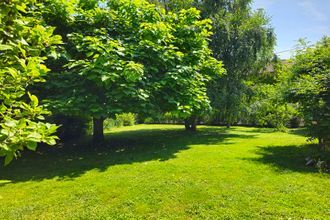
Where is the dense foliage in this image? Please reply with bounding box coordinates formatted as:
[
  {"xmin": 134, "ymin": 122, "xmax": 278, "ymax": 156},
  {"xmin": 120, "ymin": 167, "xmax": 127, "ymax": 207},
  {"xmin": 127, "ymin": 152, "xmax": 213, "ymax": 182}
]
[
  {"xmin": 1, "ymin": 0, "xmax": 328, "ymax": 168},
  {"xmin": 152, "ymin": 0, "xmax": 276, "ymax": 127},
  {"xmin": 288, "ymin": 37, "xmax": 330, "ymax": 149},
  {"xmin": 0, "ymin": 0, "xmax": 60, "ymax": 164},
  {"xmin": 41, "ymin": 0, "xmax": 224, "ymax": 141},
  {"xmin": 245, "ymin": 60, "xmax": 298, "ymax": 129}
]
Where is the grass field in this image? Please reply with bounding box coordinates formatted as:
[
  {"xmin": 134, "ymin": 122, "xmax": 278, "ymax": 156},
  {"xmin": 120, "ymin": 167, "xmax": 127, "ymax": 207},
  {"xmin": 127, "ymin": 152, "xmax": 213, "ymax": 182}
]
[{"xmin": 0, "ymin": 124, "xmax": 329, "ymax": 219}]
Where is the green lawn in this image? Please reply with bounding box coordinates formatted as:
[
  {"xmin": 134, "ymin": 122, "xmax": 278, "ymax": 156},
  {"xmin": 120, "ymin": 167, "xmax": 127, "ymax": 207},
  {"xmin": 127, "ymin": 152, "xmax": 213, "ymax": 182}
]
[{"xmin": 0, "ymin": 125, "xmax": 329, "ymax": 219}]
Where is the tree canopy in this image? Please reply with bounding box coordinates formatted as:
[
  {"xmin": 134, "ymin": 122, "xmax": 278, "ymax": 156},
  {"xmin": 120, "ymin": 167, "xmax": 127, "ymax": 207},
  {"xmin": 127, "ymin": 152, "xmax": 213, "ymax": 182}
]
[
  {"xmin": 287, "ymin": 37, "xmax": 330, "ymax": 149},
  {"xmin": 2, "ymin": 0, "xmax": 328, "ymax": 167},
  {"xmin": 0, "ymin": 0, "xmax": 60, "ymax": 164},
  {"xmin": 41, "ymin": 0, "xmax": 224, "ymax": 141},
  {"xmin": 151, "ymin": 0, "xmax": 276, "ymax": 127}
]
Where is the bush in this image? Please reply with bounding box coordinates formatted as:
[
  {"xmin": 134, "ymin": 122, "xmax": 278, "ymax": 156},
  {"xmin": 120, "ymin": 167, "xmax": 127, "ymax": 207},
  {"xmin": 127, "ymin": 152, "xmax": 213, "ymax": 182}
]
[
  {"xmin": 104, "ymin": 118, "xmax": 117, "ymax": 130},
  {"xmin": 144, "ymin": 117, "xmax": 154, "ymax": 124},
  {"xmin": 101, "ymin": 113, "xmax": 136, "ymax": 132},
  {"xmin": 142, "ymin": 112, "xmax": 182, "ymax": 124},
  {"xmin": 115, "ymin": 113, "xmax": 135, "ymax": 126}
]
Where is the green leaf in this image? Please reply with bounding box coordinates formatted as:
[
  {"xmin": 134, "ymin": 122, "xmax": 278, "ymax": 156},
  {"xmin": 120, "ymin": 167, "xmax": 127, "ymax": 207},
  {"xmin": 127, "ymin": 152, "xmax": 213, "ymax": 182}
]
[
  {"xmin": 16, "ymin": 4, "xmax": 27, "ymax": 13},
  {"xmin": 46, "ymin": 139, "xmax": 56, "ymax": 146},
  {"xmin": 7, "ymin": 68, "xmax": 18, "ymax": 78},
  {"xmin": 116, "ymin": 51, "xmax": 125, "ymax": 56},
  {"xmin": 101, "ymin": 75, "xmax": 110, "ymax": 82},
  {"xmin": 4, "ymin": 153, "xmax": 14, "ymax": 166},
  {"xmin": 4, "ymin": 120, "xmax": 16, "ymax": 127},
  {"xmin": 28, "ymin": 92, "xmax": 39, "ymax": 108},
  {"xmin": 26, "ymin": 141, "xmax": 38, "ymax": 151},
  {"xmin": 27, "ymin": 132, "xmax": 42, "ymax": 141},
  {"xmin": 86, "ymin": 51, "xmax": 94, "ymax": 57},
  {"xmin": 0, "ymin": 44, "xmax": 13, "ymax": 51}
]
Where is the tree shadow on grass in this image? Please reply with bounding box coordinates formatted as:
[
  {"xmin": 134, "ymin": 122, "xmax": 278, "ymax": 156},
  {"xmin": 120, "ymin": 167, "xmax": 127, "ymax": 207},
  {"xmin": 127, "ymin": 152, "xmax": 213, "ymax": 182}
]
[
  {"xmin": 0, "ymin": 126, "xmax": 256, "ymax": 184},
  {"xmin": 287, "ymin": 128, "xmax": 309, "ymax": 137},
  {"xmin": 246, "ymin": 144, "xmax": 329, "ymax": 173}
]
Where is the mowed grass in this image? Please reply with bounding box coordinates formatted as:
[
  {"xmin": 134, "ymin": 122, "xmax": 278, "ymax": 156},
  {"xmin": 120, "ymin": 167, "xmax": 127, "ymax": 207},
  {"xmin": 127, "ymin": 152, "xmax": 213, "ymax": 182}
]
[{"xmin": 0, "ymin": 125, "xmax": 329, "ymax": 219}]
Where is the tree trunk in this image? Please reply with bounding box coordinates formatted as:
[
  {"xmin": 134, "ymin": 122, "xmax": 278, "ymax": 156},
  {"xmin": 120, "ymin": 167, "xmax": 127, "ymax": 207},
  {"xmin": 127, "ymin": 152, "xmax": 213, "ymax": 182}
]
[
  {"xmin": 318, "ymin": 137, "xmax": 326, "ymax": 151},
  {"xmin": 191, "ymin": 121, "xmax": 196, "ymax": 131},
  {"xmin": 93, "ymin": 117, "xmax": 105, "ymax": 144},
  {"xmin": 184, "ymin": 116, "xmax": 197, "ymax": 131},
  {"xmin": 185, "ymin": 120, "xmax": 190, "ymax": 130}
]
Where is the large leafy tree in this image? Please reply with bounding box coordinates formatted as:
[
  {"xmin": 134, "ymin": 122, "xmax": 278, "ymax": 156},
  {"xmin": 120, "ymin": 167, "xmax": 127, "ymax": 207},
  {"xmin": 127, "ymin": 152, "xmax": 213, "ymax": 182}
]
[
  {"xmin": 42, "ymin": 0, "xmax": 224, "ymax": 142},
  {"xmin": 0, "ymin": 0, "xmax": 61, "ymax": 164},
  {"xmin": 202, "ymin": 0, "xmax": 276, "ymax": 127},
  {"xmin": 153, "ymin": 0, "xmax": 276, "ymax": 127},
  {"xmin": 288, "ymin": 37, "xmax": 330, "ymax": 150}
]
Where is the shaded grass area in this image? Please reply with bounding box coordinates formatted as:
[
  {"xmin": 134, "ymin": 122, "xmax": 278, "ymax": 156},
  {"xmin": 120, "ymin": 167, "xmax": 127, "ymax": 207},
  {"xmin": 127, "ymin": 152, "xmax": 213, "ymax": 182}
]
[
  {"xmin": 0, "ymin": 126, "xmax": 248, "ymax": 183},
  {"xmin": 248, "ymin": 144, "xmax": 328, "ymax": 173},
  {"xmin": 0, "ymin": 125, "xmax": 329, "ymax": 219}
]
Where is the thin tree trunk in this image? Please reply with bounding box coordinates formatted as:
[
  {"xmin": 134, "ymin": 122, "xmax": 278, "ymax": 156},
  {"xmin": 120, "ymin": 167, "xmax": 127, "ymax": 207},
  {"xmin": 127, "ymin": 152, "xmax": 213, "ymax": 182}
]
[
  {"xmin": 318, "ymin": 137, "xmax": 325, "ymax": 151},
  {"xmin": 93, "ymin": 117, "xmax": 105, "ymax": 144}
]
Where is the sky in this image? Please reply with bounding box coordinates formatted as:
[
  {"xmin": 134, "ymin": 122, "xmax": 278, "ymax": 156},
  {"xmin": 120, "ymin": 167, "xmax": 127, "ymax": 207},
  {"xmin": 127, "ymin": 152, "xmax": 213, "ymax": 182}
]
[{"xmin": 252, "ymin": 0, "xmax": 330, "ymax": 59}]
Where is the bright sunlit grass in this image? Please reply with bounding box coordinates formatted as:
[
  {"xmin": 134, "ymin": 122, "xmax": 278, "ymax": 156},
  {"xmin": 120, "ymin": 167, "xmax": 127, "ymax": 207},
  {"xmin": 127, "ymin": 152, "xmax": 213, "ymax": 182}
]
[{"xmin": 0, "ymin": 125, "xmax": 329, "ymax": 219}]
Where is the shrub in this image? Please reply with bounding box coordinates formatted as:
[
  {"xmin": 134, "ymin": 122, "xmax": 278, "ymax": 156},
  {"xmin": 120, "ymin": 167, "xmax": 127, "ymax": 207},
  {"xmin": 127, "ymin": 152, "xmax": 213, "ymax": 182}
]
[
  {"xmin": 115, "ymin": 113, "xmax": 135, "ymax": 126},
  {"xmin": 144, "ymin": 117, "xmax": 154, "ymax": 124},
  {"xmin": 142, "ymin": 112, "xmax": 183, "ymax": 124},
  {"xmin": 104, "ymin": 118, "xmax": 117, "ymax": 130}
]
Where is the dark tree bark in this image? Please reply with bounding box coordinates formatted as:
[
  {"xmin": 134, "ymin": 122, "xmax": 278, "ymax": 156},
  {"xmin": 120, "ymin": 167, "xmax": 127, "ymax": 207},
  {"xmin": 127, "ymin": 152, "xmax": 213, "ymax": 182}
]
[
  {"xmin": 93, "ymin": 117, "xmax": 105, "ymax": 144},
  {"xmin": 184, "ymin": 116, "xmax": 197, "ymax": 131}
]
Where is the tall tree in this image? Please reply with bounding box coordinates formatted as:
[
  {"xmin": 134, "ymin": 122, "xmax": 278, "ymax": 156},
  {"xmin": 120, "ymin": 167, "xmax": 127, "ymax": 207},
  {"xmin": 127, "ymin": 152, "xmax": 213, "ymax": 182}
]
[
  {"xmin": 287, "ymin": 37, "xmax": 330, "ymax": 150},
  {"xmin": 0, "ymin": 0, "xmax": 60, "ymax": 164},
  {"xmin": 202, "ymin": 0, "xmax": 276, "ymax": 127},
  {"xmin": 41, "ymin": 0, "xmax": 224, "ymax": 142},
  {"xmin": 152, "ymin": 0, "xmax": 276, "ymax": 127}
]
